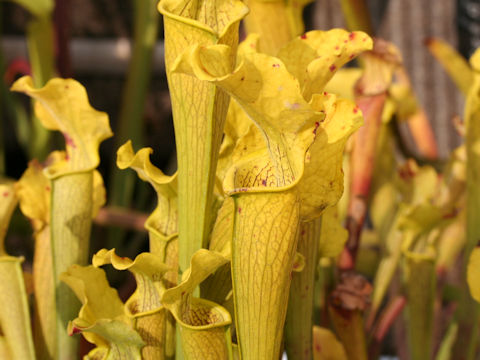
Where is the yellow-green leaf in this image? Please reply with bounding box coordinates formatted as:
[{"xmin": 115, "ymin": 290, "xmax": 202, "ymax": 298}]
[
  {"xmin": 70, "ymin": 319, "xmax": 144, "ymax": 360},
  {"xmin": 2, "ymin": 0, "xmax": 53, "ymax": 18},
  {"xmin": 93, "ymin": 249, "xmax": 170, "ymax": 313},
  {"xmin": 277, "ymin": 29, "xmax": 372, "ymax": 101},
  {"xmin": 0, "ymin": 183, "xmax": 18, "ymax": 253},
  {"xmin": 159, "ymin": 0, "xmax": 248, "ymax": 273},
  {"xmin": 426, "ymin": 37, "xmax": 473, "ymax": 96},
  {"xmin": 355, "ymin": 39, "xmax": 402, "ymax": 96},
  {"xmin": 162, "ymin": 249, "xmax": 232, "ymax": 360},
  {"xmin": 93, "ymin": 250, "xmax": 173, "ymax": 360},
  {"xmin": 0, "ymin": 337, "xmax": 10, "ymax": 359},
  {"xmin": 117, "ymin": 141, "xmax": 178, "ymax": 239},
  {"xmin": 15, "ymin": 155, "xmax": 106, "ymax": 228},
  {"xmin": 242, "ymin": 0, "xmax": 292, "ymax": 55},
  {"xmin": 232, "ymin": 191, "xmax": 300, "ymax": 360},
  {"xmin": 174, "ymin": 43, "xmax": 322, "ymax": 192},
  {"xmin": 14, "ymin": 160, "xmax": 50, "ymax": 230},
  {"xmin": 60, "ymin": 264, "xmax": 128, "ymax": 348},
  {"xmin": 0, "ymin": 256, "xmax": 36, "ymax": 360},
  {"xmin": 15, "ymin": 161, "xmax": 55, "ymax": 359},
  {"xmin": 201, "ymin": 197, "xmax": 235, "ymax": 305},
  {"xmin": 313, "ymin": 326, "xmax": 348, "ymax": 360},
  {"xmin": 11, "ymin": 76, "xmax": 113, "ymax": 179},
  {"xmin": 285, "ymin": 218, "xmax": 320, "ymax": 360},
  {"xmin": 285, "ymin": 0, "xmax": 314, "ymax": 37},
  {"xmin": 299, "ymin": 94, "xmax": 363, "ymax": 220},
  {"xmin": 324, "ymin": 68, "xmax": 362, "ymax": 99},
  {"xmin": 319, "ymin": 206, "xmax": 348, "ymax": 258},
  {"xmin": 467, "ymin": 247, "xmax": 480, "ymax": 303},
  {"xmin": 437, "ymin": 211, "xmax": 465, "ymax": 273}
]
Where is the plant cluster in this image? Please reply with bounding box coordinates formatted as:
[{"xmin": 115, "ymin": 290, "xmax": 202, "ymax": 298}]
[{"xmin": 1, "ymin": 0, "xmax": 479, "ymax": 360}]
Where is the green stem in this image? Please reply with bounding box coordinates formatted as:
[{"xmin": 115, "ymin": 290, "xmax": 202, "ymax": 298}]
[
  {"xmin": 109, "ymin": 0, "xmax": 159, "ymax": 208},
  {"xmin": 285, "ymin": 218, "xmax": 321, "ymax": 360},
  {"xmin": 232, "ymin": 192, "xmax": 300, "ymax": 360},
  {"xmin": 32, "ymin": 227, "xmax": 56, "ymax": 360},
  {"xmin": 328, "ymin": 273, "xmax": 369, "ymax": 360},
  {"xmin": 243, "ymin": 0, "xmax": 293, "ymax": 55},
  {"xmin": 339, "ymin": 0, "xmax": 373, "ymax": 34},
  {"xmin": 404, "ymin": 252, "xmax": 435, "ymax": 360},
  {"xmin": 50, "ymin": 172, "xmax": 93, "ymax": 360},
  {"xmin": 26, "ymin": 16, "xmax": 55, "ymax": 160},
  {"xmin": 436, "ymin": 323, "xmax": 458, "ymax": 360},
  {"xmin": 0, "ymin": 258, "xmax": 36, "ymax": 360},
  {"xmin": 0, "ymin": 8, "xmax": 4, "ymax": 175},
  {"xmin": 451, "ymin": 56, "xmax": 480, "ymax": 360}
]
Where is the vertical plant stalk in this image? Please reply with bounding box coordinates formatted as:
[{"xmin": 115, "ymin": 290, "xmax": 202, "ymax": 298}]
[
  {"xmin": 32, "ymin": 227, "xmax": 56, "ymax": 359},
  {"xmin": 328, "ymin": 272, "xmax": 372, "ymax": 360},
  {"xmin": 392, "ymin": 67, "xmax": 438, "ymax": 160},
  {"xmin": 0, "ymin": 258, "xmax": 37, "ymax": 360},
  {"xmin": 11, "ymin": 76, "xmax": 112, "ymax": 360},
  {"xmin": 109, "ymin": 0, "xmax": 159, "ymax": 209},
  {"xmin": 368, "ymin": 296, "xmax": 406, "ymax": 359},
  {"xmin": 232, "ymin": 192, "xmax": 301, "ymax": 360},
  {"xmin": 339, "ymin": 39, "xmax": 401, "ymax": 271},
  {"xmin": 92, "ymin": 249, "xmax": 173, "ymax": 360},
  {"xmin": 403, "ymin": 252, "xmax": 436, "ymax": 360},
  {"xmin": 116, "ymin": 141, "xmax": 179, "ymax": 359},
  {"xmin": 172, "ymin": 29, "xmax": 371, "ymax": 360},
  {"xmin": 243, "ymin": 0, "xmax": 314, "ymax": 55},
  {"xmin": 425, "ymin": 37, "xmax": 473, "ymax": 96},
  {"xmin": 15, "ymin": 160, "xmax": 56, "ymax": 359},
  {"xmin": 158, "ymin": 0, "xmax": 248, "ymax": 272},
  {"xmin": 50, "ymin": 172, "xmax": 93, "ymax": 359},
  {"xmin": 285, "ymin": 218, "xmax": 321, "ymax": 360},
  {"xmin": 0, "ymin": 7, "xmax": 5, "ymax": 174},
  {"xmin": 26, "ymin": 16, "xmax": 55, "ymax": 160},
  {"xmin": 405, "ymin": 109, "xmax": 439, "ymax": 159},
  {"xmin": 243, "ymin": 0, "xmax": 292, "ymax": 55},
  {"xmin": 0, "ymin": 184, "xmax": 36, "ymax": 360},
  {"xmin": 451, "ymin": 49, "xmax": 480, "ymax": 360},
  {"xmin": 60, "ymin": 263, "xmax": 145, "ymax": 359},
  {"xmin": 340, "ymin": 92, "xmax": 386, "ymax": 270},
  {"xmin": 161, "ymin": 250, "xmax": 232, "ymax": 360},
  {"xmin": 339, "ymin": 0, "xmax": 373, "ymax": 34}
]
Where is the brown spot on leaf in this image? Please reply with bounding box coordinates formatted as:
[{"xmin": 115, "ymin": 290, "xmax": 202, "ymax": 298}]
[{"xmin": 329, "ymin": 64, "xmax": 336, "ymax": 72}]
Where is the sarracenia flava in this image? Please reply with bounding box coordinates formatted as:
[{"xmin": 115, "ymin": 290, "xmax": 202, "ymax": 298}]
[
  {"xmin": 11, "ymin": 76, "xmax": 112, "ymax": 359},
  {"xmin": 0, "ymin": 1, "xmax": 376, "ymax": 359}
]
